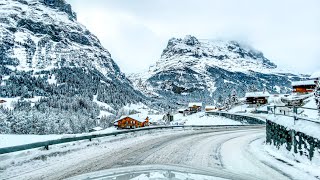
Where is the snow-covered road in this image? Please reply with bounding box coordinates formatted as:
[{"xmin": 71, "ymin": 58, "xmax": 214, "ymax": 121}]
[{"xmin": 1, "ymin": 126, "xmax": 316, "ymax": 180}]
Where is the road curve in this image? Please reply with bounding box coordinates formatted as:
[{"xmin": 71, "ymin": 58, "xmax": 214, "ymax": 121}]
[{"xmin": 3, "ymin": 126, "xmax": 293, "ymax": 180}]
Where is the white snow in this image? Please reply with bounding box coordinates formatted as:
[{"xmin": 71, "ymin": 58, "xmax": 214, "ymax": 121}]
[
  {"xmin": 97, "ymin": 110, "xmax": 113, "ymax": 118},
  {"xmin": 206, "ymin": 80, "xmax": 217, "ymax": 97},
  {"xmin": 0, "ymin": 127, "xmax": 119, "ymax": 148},
  {"xmin": 267, "ymin": 115, "xmax": 320, "ymax": 140},
  {"xmin": 92, "ymin": 95, "xmax": 114, "ymax": 111},
  {"xmin": 47, "ymin": 74, "xmax": 57, "ymax": 85},
  {"xmin": 128, "ymin": 37, "xmax": 305, "ymax": 98},
  {"xmin": 2, "ymin": 124, "xmax": 317, "ymax": 180},
  {"xmin": 228, "ymin": 104, "xmax": 253, "ymax": 113},
  {"xmin": 0, "ymin": 134, "xmax": 63, "ymax": 148},
  {"xmin": 292, "ymin": 80, "xmax": 316, "ymax": 86},
  {"xmin": 115, "ymin": 114, "xmax": 148, "ymax": 123},
  {"xmin": 90, "ymin": 127, "xmax": 103, "ymax": 131},
  {"xmin": 0, "ymin": 128, "xmax": 192, "ymax": 179},
  {"xmin": 92, "ymin": 95, "xmax": 114, "ymax": 118},
  {"xmin": 205, "ymin": 105, "xmax": 216, "ymax": 109},
  {"xmin": 146, "ymin": 114, "xmax": 164, "ymax": 123},
  {"xmin": 245, "ymin": 91, "xmax": 270, "ymax": 98},
  {"xmin": 173, "ymin": 112, "xmax": 242, "ymax": 126},
  {"xmin": 250, "ymin": 137, "xmax": 320, "ymax": 179},
  {"xmin": 0, "ymin": 97, "xmax": 20, "ymax": 110},
  {"xmin": 0, "ymin": 0, "xmax": 119, "ymax": 79},
  {"xmin": 0, "ymin": 96, "xmax": 43, "ymax": 109},
  {"xmin": 120, "ymin": 102, "xmax": 159, "ymax": 115},
  {"xmin": 302, "ymin": 97, "xmax": 319, "ymax": 119},
  {"xmin": 188, "ymin": 102, "xmax": 203, "ymax": 107},
  {"xmin": 310, "ymin": 71, "xmax": 320, "ymax": 79},
  {"xmin": 223, "ymin": 79, "xmax": 236, "ymax": 84},
  {"xmin": 1, "ymin": 75, "xmax": 10, "ymax": 85}
]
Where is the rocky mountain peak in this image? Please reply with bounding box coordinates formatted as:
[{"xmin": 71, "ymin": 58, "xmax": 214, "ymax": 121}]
[
  {"xmin": 40, "ymin": 0, "xmax": 77, "ymax": 19},
  {"xmin": 129, "ymin": 35, "xmax": 304, "ymax": 107},
  {"xmin": 160, "ymin": 35, "xmax": 277, "ymax": 71},
  {"xmin": 183, "ymin": 35, "xmax": 200, "ymax": 46}
]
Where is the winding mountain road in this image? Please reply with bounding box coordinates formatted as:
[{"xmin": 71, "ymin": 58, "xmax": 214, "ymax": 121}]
[{"xmin": 2, "ymin": 126, "xmax": 311, "ymax": 180}]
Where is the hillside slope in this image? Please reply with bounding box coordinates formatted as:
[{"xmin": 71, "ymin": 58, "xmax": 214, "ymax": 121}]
[{"xmin": 0, "ymin": 0, "xmax": 148, "ymax": 134}]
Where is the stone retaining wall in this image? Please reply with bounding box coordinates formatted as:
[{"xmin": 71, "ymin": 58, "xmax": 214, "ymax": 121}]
[{"xmin": 266, "ymin": 120, "xmax": 320, "ymax": 160}]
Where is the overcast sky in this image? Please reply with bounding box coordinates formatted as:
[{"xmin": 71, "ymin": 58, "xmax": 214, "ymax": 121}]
[{"xmin": 67, "ymin": 0, "xmax": 320, "ymax": 74}]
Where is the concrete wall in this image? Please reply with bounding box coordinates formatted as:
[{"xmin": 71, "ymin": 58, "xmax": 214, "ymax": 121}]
[{"xmin": 266, "ymin": 120, "xmax": 320, "ymax": 160}]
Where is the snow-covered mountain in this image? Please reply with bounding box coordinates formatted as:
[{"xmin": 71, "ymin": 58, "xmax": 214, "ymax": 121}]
[
  {"xmin": 0, "ymin": 0, "xmax": 150, "ymax": 134},
  {"xmin": 129, "ymin": 35, "xmax": 305, "ymax": 105}
]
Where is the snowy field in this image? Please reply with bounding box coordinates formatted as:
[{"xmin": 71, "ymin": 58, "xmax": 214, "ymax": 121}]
[
  {"xmin": 173, "ymin": 112, "xmax": 242, "ymax": 125},
  {"xmin": 0, "ymin": 134, "xmax": 63, "ymax": 148},
  {"xmin": 0, "ymin": 127, "xmax": 118, "ymax": 148},
  {"xmin": 0, "ymin": 96, "xmax": 43, "ymax": 110},
  {"xmin": 302, "ymin": 97, "xmax": 320, "ymax": 120},
  {"xmin": 253, "ymin": 138, "xmax": 320, "ymax": 179}
]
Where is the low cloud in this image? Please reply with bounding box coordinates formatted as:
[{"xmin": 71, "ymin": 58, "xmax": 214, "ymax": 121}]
[{"xmin": 68, "ymin": 0, "xmax": 320, "ymax": 74}]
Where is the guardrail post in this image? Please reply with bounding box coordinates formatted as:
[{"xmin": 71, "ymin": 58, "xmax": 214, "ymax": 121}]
[
  {"xmin": 291, "ymin": 130, "xmax": 295, "ymax": 149},
  {"xmin": 293, "ymin": 106, "xmax": 297, "ymax": 125}
]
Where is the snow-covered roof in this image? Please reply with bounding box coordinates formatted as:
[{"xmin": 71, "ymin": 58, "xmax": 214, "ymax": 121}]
[
  {"xmin": 205, "ymin": 106, "xmax": 216, "ymax": 109},
  {"xmin": 114, "ymin": 114, "xmax": 147, "ymax": 123},
  {"xmin": 90, "ymin": 127, "xmax": 103, "ymax": 131},
  {"xmin": 310, "ymin": 71, "xmax": 320, "ymax": 79},
  {"xmin": 0, "ymin": 100, "xmax": 7, "ymax": 103},
  {"xmin": 188, "ymin": 102, "xmax": 203, "ymax": 107},
  {"xmin": 291, "ymin": 80, "xmax": 316, "ymax": 86},
  {"xmin": 178, "ymin": 108, "xmax": 188, "ymax": 111},
  {"xmin": 245, "ymin": 91, "xmax": 270, "ymax": 98}
]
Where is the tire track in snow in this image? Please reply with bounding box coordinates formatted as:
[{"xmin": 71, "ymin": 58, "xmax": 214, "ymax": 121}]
[{"xmin": 219, "ymin": 132, "xmax": 291, "ymax": 180}]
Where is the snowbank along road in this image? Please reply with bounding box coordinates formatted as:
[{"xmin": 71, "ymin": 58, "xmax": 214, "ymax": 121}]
[{"xmin": 1, "ymin": 125, "xmax": 316, "ymax": 180}]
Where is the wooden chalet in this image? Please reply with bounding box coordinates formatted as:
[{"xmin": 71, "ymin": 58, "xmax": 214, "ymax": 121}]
[
  {"xmin": 188, "ymin": 102, "xmax": 202, "ymax": 112},
  {"xmin": 114, "ymin": 114, "xmax": 149, "ymax": 129},
  {"xmin": 292, "ymin": 80, "xmax": 316, "ymax": 94},
  {"xmin": 245, "ymin": 91, "xmax": 270, "ymax": 105}
]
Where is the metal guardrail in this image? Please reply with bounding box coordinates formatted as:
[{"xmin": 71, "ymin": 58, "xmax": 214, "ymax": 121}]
[
  {"xmin": 205, "ymin": 111, "xmax": 266, "ymax": 124},
  {"xmin": 0, "ymin": 124, "xmax": 263, "ymax": 155}
]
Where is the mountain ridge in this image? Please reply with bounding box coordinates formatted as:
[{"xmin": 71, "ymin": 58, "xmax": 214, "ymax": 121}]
[{"xmin": 129, "ymin": 35, "xmax": 305, "ymax": 105}]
